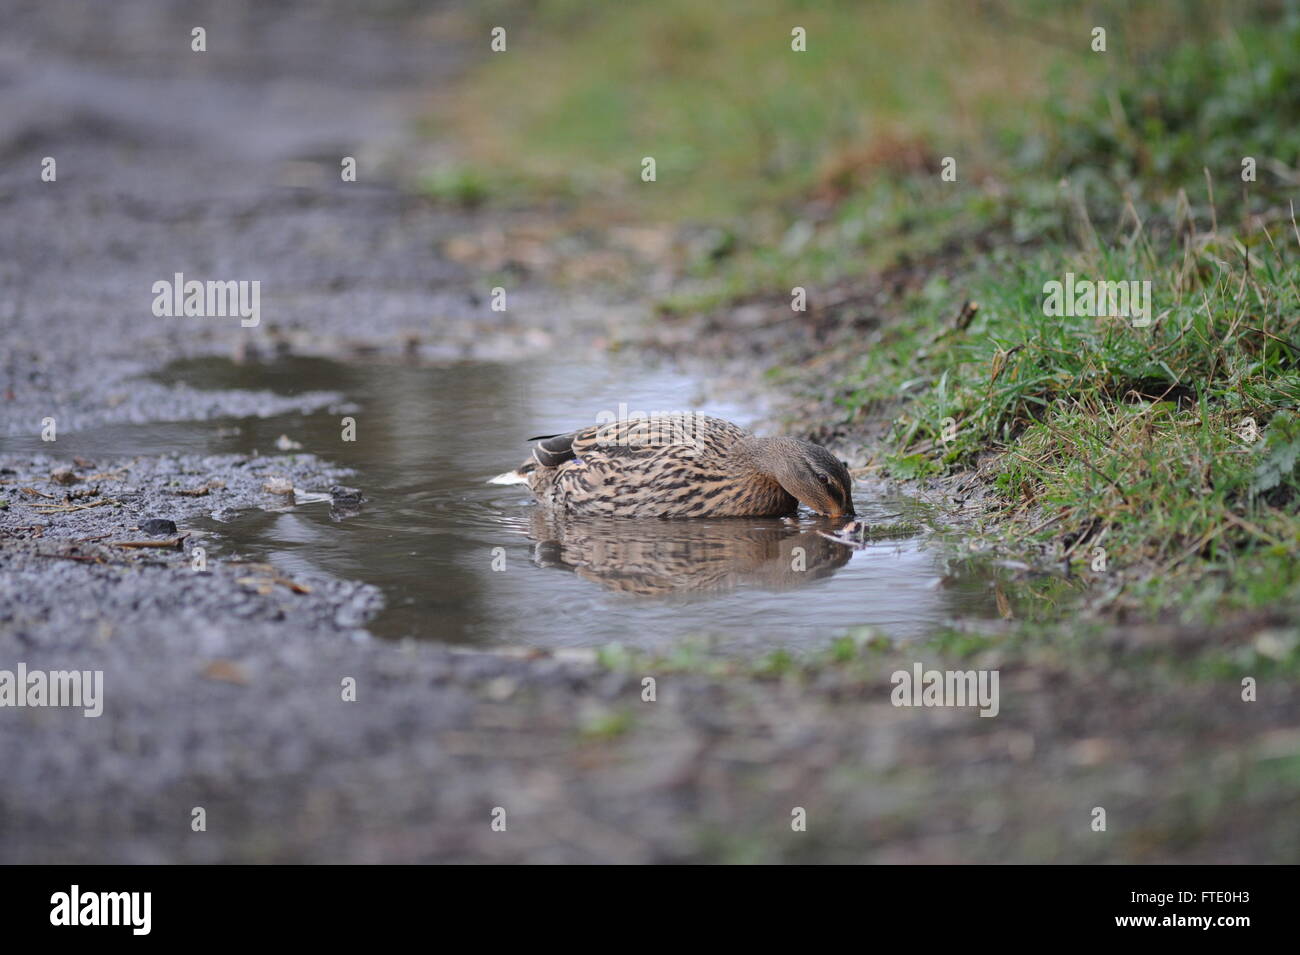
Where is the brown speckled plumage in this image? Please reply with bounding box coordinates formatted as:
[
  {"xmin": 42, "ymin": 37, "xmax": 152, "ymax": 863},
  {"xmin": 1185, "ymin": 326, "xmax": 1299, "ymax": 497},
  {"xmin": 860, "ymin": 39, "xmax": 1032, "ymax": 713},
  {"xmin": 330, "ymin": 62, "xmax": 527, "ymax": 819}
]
[{"xmin": 503, "ymin": 413, "xmax": 855, "ymax": 519}]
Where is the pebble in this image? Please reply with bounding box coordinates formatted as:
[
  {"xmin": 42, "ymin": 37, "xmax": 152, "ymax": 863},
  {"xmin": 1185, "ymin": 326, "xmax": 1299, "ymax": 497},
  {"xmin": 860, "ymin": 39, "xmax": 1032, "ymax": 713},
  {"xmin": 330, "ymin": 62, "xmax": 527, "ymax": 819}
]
[{"xmin": 330, "ymin": 485, "xmax": 365, "ymax": 506}]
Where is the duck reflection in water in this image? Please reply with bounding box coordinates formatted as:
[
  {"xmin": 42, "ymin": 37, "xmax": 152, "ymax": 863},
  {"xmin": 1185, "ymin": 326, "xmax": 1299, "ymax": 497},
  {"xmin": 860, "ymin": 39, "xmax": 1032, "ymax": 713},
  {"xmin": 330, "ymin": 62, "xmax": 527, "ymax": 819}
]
[{"xmin": 525, "ymin": 510, "xmax": 855, "ymax": 597}]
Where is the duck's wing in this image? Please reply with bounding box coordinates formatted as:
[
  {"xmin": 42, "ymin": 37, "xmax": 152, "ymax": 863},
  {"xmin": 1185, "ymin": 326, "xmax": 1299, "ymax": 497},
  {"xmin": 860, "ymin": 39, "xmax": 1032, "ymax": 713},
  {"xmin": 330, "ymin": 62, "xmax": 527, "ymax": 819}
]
[
  {"xmin": 527, "ymin": 417, "xmax": 704, "ymax": 469},
  {"xmin": 527, "ymin": 432, "xmax": 580, "ymax": 467},
  {"xmin": 525, "ymin": 424, "xmax": 664, "ymax": 472},
  {"xmin": 522, "ymin": 415, "xmax": 748, "ymax": 478},
  {"xmin": 564, "ymin": 414, "xmax": 747, "ymax": 461}
]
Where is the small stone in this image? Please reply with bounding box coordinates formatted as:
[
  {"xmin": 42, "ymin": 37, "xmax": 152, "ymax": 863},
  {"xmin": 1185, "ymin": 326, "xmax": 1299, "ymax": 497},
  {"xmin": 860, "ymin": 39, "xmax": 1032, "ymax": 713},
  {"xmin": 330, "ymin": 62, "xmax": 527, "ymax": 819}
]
[
  {"xmin": 139, "ymin": 518, "xmax": 178, "ymax": 536},
  {"xmin": 274, "ymin": 434, "xmax": 303, "ymax": 451},
  {"xmin": 329, "ymin": 503, "xmax": 363, "ymax": 522},
  {"xmin": 330, "ymin": 485, "xmax": 365, "ymax": 506},
  {"xmin": 50, "ymin": 467, "xmax": 79, "ymax": 485},
  {"xmin": 200, "ymin": 660, "xmax": 250, "ymax": 685},
  {"xmin": 263, "ymin": 477, "xmax": 295, "ymax": 495}
]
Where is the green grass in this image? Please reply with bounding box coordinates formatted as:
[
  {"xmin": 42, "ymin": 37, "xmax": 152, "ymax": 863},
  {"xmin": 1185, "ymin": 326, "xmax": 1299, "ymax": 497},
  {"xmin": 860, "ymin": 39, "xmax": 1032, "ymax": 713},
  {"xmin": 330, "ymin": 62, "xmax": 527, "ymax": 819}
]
[
  {"xmin": 431, "ymin": 0, "xmax": 1120, "ymax": 217},
  {"xmin": 591, "ymin": 600, "xmax": 1300, "ymax": 686},
  {"xmin": 837, "ymin": 223, "xmax": 1300, "ymax": 604},
  {"xmin": 823, "ymin": 14, "xmax": 1300, "ymax": 616},
  {"xmin": 1046, "ymin": 15, "xmax": 1300, "ymax": 194}
]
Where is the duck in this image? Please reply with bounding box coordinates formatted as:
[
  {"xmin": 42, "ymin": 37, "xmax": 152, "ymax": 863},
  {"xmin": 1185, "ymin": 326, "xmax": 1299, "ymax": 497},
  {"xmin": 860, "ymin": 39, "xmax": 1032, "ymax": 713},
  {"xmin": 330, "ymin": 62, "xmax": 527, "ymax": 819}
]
[{"xmin": 490, "ymin": 412, "xmax": 855, "ymax": 519}]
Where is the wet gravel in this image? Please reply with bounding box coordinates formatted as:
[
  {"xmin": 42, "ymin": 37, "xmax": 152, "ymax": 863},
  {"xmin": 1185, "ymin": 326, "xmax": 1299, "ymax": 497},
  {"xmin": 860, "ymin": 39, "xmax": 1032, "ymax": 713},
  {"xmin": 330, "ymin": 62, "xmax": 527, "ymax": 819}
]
[{"xmin": 0, "ymin": 0, "xmax": 613, "ymax": 438}]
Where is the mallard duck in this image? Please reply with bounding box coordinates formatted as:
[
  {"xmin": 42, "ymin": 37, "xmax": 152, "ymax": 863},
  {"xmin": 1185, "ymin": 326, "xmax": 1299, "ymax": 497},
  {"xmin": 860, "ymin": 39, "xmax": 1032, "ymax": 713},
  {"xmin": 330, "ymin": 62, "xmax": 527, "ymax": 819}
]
[{"xmin": 491, "ymin": 413, "xmax": 855, "ymax": 518}]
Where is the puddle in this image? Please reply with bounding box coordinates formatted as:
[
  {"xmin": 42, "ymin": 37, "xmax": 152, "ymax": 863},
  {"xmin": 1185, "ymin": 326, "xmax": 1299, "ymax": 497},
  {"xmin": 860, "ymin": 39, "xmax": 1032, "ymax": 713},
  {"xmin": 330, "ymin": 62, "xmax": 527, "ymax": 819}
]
[{"xmin": 19, "ymin": 355, "xmax": 1032, "ymax": 650}]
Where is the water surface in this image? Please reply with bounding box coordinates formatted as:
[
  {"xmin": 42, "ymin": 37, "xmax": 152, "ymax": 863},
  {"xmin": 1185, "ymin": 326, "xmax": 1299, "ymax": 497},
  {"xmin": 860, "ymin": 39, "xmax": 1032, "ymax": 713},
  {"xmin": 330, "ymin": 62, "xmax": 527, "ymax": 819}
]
[{"xmin": 35, "ymin": 355, "xmax": 1020, "ymax": 650}]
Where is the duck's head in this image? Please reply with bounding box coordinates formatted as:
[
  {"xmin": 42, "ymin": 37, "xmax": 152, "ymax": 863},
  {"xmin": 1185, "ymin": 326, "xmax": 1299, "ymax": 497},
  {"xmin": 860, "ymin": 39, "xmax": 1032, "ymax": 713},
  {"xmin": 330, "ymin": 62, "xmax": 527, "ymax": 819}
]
[{"xmin": 762, "ymin": 437, "xmax": 856, "ymax": 518}]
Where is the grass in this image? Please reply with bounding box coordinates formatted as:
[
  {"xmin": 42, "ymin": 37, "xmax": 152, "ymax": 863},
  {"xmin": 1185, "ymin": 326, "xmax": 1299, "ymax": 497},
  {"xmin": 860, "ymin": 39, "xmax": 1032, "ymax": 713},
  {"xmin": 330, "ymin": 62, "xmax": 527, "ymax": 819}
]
[
  {"xmin": 428, "ymin": 0, "xmax": 1300, "ymax": 626},
  {"xmin": 838, "ymin": 215, "xmax": 1300, "ymax": 607},
  {"xmin": 594, "ymin": 585, "xmax": 1300, "ymax": 685},
  {"xmin": 826, "ymin": 14, "xmax": 1300, "ymax": 617},
  {"xmin": 430, "ymin": 0, "xmax": 1117, "ymax": 217}
]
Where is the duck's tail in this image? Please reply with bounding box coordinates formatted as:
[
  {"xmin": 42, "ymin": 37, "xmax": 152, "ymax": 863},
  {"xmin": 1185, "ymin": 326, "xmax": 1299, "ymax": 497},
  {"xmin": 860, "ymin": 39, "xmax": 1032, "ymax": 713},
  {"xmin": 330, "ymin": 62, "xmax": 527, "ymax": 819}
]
[
  {"xmin": 487, "ymin": 468, "xmax": 530, "ymax": 485},
  {"xmin": 488, "ymin": 456, "xmax": 544, "ymax": 486},
  {"xmin": 527, "ymin": 432, "xmax": 577, "ymax": 467},
  {"xmin": 489, "ymin": 433, "xmax": 576, "ymax": 487}
]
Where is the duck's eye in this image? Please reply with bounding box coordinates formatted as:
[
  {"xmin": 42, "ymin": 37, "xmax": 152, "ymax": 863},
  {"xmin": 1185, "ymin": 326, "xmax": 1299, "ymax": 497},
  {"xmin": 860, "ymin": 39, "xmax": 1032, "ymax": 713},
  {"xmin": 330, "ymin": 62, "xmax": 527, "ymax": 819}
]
[{"xmin": 817, "ymin": 473, "xmax": 831, "ymax": 485}]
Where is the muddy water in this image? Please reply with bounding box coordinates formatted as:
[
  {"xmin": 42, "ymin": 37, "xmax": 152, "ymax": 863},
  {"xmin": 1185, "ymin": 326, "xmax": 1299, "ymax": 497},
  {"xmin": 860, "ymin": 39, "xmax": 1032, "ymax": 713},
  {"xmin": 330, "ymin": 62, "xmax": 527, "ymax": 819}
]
[{"xmin": 41, "ymin": 355, "xmax": 1016, "ymax": 649}]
